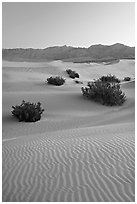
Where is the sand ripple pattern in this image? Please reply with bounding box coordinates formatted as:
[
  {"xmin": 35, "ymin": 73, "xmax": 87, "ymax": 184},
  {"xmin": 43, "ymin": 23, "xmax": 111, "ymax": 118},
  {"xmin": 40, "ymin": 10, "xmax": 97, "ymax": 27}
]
[{"xmin": 2, "ymin": 123, "xmax": 135, "ymax": 202}]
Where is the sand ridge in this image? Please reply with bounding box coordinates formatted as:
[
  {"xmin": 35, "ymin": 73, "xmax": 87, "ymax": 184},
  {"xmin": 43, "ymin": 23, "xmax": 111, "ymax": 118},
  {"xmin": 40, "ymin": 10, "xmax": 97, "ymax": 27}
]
[
  {"xmin": 2, "ymin": 60, "xmax": 135, "ymax": 202},
  {"xmin": 2, "ymin": 123, "xmax": 135, "ymax": 202}
]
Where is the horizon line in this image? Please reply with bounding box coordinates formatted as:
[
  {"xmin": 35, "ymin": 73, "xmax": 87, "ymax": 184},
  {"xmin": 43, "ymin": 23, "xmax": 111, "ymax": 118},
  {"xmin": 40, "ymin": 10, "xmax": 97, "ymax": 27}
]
[{"xmin": 2, "ymin": 42, "xmax": 135, "ymax": 50}]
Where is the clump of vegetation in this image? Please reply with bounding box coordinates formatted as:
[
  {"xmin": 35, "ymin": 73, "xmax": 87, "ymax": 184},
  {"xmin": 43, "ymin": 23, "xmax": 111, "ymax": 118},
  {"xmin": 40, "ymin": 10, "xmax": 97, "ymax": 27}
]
[
  {"xmin": 74, "ymin": 72, "xmax": 80, "ymax": 78},
  {"xmin": 75, "ymin": 80, "xmax": 83, "ymax": 84},
  {"xmin": 81, "ymin": 79, "xmax": 126, "ymax": 106},
  {"xmin": 47, "ymin": 76, "xmax": 65, "ymax": 86},
  {"xmin": 11, "ymin": 100, "xmax": 44, "ymax": 122},
  {"xmin": 66, "ymin": 69, "xmax": 79, "ymax": 78},
  {"xmin": 124, "ymin": 77, "xmax": 131, "ymax": 81},
  {"xmin": 69, "ymin": 71, "xmax": 76, "ymax": 79},
  {"xmin": 99, "ymin": 74, "xmax": 120, "ymax": 83},
  {"xmin": 66, "ymin": 69, "xmax": 72, "ymax": 75}
]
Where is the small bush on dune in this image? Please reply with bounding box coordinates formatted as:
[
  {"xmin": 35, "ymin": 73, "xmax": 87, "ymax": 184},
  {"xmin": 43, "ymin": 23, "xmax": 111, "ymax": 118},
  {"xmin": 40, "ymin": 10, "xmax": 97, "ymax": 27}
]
[
  {"xmin": 11, "ymin": 100, "xmax": 44, "ymax": 122},
  {"xmin": 99, "ymin": 74, "xmax": 120, "ymax": 83},
  {"xmin": 69, "ymin": 71, "xmax": 76, "ymax": 79},
  {"xmin": 124, "ymin": 77, "xmax": 131, "ymax": 81},
  {"xmin": 66, "ymin": 69, "xmax": 80, "ymax": 78},
  {"xmin": 75, "ymin": 72, "xmax": 79, "ymax": 78},
  {"xmin": 47, "ymin": 76, "xmax": 65, "ymax": 86},
  {"xmin": 66, "ymin": 69, "xmax": 73, "ymax": 75},
  {"xmin": 81, "ymin": 80, "xmax": 126, "ymax": 106},
  {"xmin": 75, "ymin": 80, "xmax": 83, "ymax": 84}
]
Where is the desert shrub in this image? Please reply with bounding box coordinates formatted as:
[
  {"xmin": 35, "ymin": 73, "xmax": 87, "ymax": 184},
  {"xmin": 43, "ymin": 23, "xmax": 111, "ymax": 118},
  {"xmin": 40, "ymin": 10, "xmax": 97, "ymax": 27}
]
[
  {"xmin": 66, "ymin": 69, "xmax": 73, "ymax": 75},
  {"xmin": 69, "ymin": 71, "xmax": 76, "ymax": 79},
  {"xmin": 81, "ymin": 80, "xmax": 126, "ymax": 106},
  {"xmin": 47, "ymin": 76, "xmax": 65, "ymax": 86},
  {"xmin": 124, "ymin": 77, "xmax": 131, "ymax": 81},
  {"xmin": 75, "ymin": 72, "xmax": 79, "ymax": 78},
  {"xmin": 11, "ymin": 100, "xmax": 44, "ymax": 122},
  {"xmin": 66, "ymin": 69, "xmax": 80, "ymax": 78},
  {"xmin": 99, "ymin": 74, "xmax": 120, "ymax": 83},
  {"xmin": 75, "ymin": 80, "xmax": 83, "ymax": 84}
]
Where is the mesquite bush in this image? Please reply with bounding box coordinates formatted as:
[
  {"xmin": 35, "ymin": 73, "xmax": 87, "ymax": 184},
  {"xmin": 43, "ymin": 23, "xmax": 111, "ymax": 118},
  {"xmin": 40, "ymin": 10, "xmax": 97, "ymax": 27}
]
[
  {"xmin": 99, "ymin": 74, "xmax": 120, "ymax": 83},
  {"xmin": 81, "ymin": 79, "xmax": 126, "ymax": 106},
  {"xmin": 47, "ymin": 76, "xmax": 65, "ymax": 86},
  {"xmin": 11, "ymin": 100, "xmax": 44, "ymax": 122},
  {"xmin": 66, "ymin": 69, "xmax": 79, "ymax": 78},
  {"xmin": 124, "ymin": 77, "xmax": 131, "ymax": 81}
]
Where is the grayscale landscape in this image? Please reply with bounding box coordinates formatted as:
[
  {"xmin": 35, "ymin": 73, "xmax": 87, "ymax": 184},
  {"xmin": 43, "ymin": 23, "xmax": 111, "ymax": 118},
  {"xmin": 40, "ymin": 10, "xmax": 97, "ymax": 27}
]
[{"xmin": 2, "ymin": 2, "xmax": 135, "ymax": 202}]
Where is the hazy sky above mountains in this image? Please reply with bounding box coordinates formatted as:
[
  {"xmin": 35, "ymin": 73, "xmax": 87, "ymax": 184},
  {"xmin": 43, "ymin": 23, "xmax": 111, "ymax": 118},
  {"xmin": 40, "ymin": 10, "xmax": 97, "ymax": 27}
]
[{"xmin": 2, "ymin": 2, "xmax": 135, "ymax": 48}]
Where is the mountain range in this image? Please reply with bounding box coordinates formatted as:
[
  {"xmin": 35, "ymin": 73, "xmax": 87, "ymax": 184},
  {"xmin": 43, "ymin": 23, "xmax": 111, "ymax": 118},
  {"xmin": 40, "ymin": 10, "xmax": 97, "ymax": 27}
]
[{"xmin": 2, "ymin": 43, "xmax": 135, "ymax": 63}]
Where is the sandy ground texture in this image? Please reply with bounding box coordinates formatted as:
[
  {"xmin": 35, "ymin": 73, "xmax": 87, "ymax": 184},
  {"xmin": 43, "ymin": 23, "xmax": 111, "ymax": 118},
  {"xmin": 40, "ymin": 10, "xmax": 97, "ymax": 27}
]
[{"xmin": 2, "ymin": 60, "xmax": 135, "ymax": 202}]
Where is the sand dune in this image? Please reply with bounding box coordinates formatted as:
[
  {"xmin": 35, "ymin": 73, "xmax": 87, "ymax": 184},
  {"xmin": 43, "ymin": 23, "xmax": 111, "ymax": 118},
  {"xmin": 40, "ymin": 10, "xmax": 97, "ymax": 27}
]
[{"xmin": 2, "ymin": 60, "xmax": 135, "ymax": 202}]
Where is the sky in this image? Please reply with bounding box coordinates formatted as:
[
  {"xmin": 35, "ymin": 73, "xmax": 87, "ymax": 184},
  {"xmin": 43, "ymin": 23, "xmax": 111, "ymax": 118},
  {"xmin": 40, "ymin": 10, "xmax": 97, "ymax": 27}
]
[{"xmin": 2, "ymin": 2, "xmax": 135, "ymax": 48}]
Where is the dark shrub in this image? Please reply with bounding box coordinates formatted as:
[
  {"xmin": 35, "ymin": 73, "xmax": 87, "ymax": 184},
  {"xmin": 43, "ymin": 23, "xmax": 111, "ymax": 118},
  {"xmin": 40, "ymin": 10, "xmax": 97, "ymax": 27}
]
[
  {"xmin": 11, "ymin": 100, "xmax": 44, "ymax": 122},
  {"xmin": 124, "ymin": 77, "xmax": 131, "ymax": 81},
  {"xmin": 66, "ymin": 69, "xmax": 73, "ymax": 75},
  {"xmin": 81, "ymin": 80, "xmax": 126, "ymax": 106},
  {"xmin": 66, "ymin": 69, "xmax": 80, "ymax": 78},
  {"xmin": 75, "ymin": 80, "xmax": 83, "ymax": 84},
  {"xmin": 47, "ymin": 76, "xmax": 65, "ymax": 86},
  {"xmin": 99, "ymin": 74, "xmax": 120, "ymax": 83},
  {"xmin": 75, "ymin": 72, "xmax": 79, "ymax": 78},
  {"xmin": 69, "ymin": 71, "xmax": 76, "ymax": 79}
]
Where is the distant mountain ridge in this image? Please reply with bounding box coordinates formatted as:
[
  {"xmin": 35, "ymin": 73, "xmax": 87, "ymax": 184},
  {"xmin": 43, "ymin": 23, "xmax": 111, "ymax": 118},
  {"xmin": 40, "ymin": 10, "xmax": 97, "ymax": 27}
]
[{"xmin": 2, "ymin": 43, "xmax": 135, "ymax": 63}]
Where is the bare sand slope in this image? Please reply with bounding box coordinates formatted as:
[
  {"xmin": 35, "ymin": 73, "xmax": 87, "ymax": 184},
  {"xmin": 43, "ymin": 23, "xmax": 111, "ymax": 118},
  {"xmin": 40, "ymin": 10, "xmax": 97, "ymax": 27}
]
[{"xmin": 2, "ymin": 60, "xmax": 135, "ymax": 202}]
